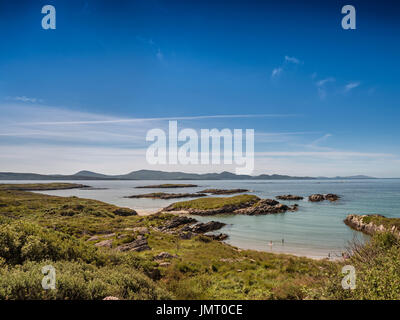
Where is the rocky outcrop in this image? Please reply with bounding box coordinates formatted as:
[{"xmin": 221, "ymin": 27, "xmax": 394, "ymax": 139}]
[
  {"xmin": 235, "ymin": 200, "xmax": 298, "ymax": 215},
  {"xmin": 113, "ymin": 208, "xmax": 137, "ymax": 216},
  {"xmin": 197, "ymin": 189, "xmax": 249, "ymax": 195},
  {"xmin": 276, "ymin": 195, "xmax": 304, "ymax": 200},
  {"xmin": 308, "ymin": 194, "xmax": 340, "ymax": 202},
  {"xmin": 115, "ymin": 235, "xmax": 151, "ymax": 252},
  {"xmin": 154, "ymin": 252, "xmax": 177, "ymax": 260},
  {"xmin": 181, "ymin": 221, "xmax": 226, "ymax": 233},
  {"xmin": 125, "ymin": 192, "xmax": 207, "ymax": 199},
  {"xmin": 344, "ymin": 214, "xmax": 399, "ymax": 237},
  {"xmin": 207, "ymin": 233, "xmax": 229, "ymax": 241},
  {"xmin": 94, "ymin": 239, "xmax": 113, "ymax": 248},
  {"xmin": 158, "ymin": 216, "xmax": 227, "ymax": 241},
  {"xmin": 159, "ymin": 216, "xmax": 197, "ymax": 231}
]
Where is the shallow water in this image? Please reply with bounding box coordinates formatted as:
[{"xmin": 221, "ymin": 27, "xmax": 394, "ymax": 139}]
[{"xmin": 4, "ymin": 179, "xmax": 399, "ymax": 259}]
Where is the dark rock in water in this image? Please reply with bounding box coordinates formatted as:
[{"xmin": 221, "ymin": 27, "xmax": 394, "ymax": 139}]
[
  {"xmin": 276, "ymin": 194, "xmax": 304, "ymax": 200},
  {"xmin": 115, "ymin": 235, "xmax": 150, "ymax": 252},
  {"xmin": 325, "ymin": 193, "xmax": 340, "ymax": 201},
  {"xmin": 197, "ymin": 188, "xmax": 249, "ymax": 195},
  {"xmin": 308, "ymin": 194, "xmax": 340, "ymax": 202},
  {"xmin": 308, "ymin": 194, "xmax": 325, "ymax": 202},
  {"xmin": 207, "ymin": 233, "xmax": 229, "ymax": 241},
  {"xmin": 113, "ymin": 207, "xmax": 137, "ymax": 216},
  {"xmin": 160, "ymin": 216, "xmax": 197, "ymax": 230},
  {"xmin": 182, "ymin": 221, "xmax": 226, "ymax": 233}
]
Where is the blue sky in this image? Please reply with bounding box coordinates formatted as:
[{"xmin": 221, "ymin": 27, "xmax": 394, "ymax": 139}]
[{"xmin": 0, "ymin": 0, "xmax": 399, "ymax": 176}]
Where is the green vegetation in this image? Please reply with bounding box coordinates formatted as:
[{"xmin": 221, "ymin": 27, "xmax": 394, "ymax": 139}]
[
  {"xmin": 324, "ymin": 232, "xmax": 400, "ymax": 299},
  {"xmin": 5, "ymin": 184, "xmax": 400, "ymax": 300},
  {"xmin": 0, "ymin": 183, "xmax": 88, "ymax": 191},
  {"xmin": 0, "ymin": 185, "xmax": 337, "ymax": 300},
  {"xmin": 360, "ymin": 215, "xmax": 400, "ymax": 230},
  {"xmin": 169, "ymin": 194, "xmax": 260, "ymax": 210},
  {"xmin": 136, "ymin": 184, "xmax": 198, "ymax": 188}
]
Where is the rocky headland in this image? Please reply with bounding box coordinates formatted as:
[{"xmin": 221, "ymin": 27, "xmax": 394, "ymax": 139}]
[
  {"xmin": 344, "ymin": 214, "xmax": 400, "ymax": 237},
  {"xmin": 161, "ymin": 194, "xmax": 298, "ymax": 216}
]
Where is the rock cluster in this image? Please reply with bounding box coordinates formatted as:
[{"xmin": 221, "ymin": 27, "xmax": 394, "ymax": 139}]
[
  {"xmin": 181, "ymin": 221, "xmax": 226, "ymax": 233},
  {"xmin": 308, "ymin": 193, "xmax": 340, "ymax": 202},
  {"xmin": 158, "ymin": 216, "xmax": 228, "ymax": 241},
  {"xmin": 276, "ymin": 195, "xmax": 304, "ymax": 200},
  {"xmin": 235, "ymin": 199, "xmax": 298, "ymax": 215},
  {"xmin": 115, "ymin": 235, "xmax": 151, "ymax": 252}
]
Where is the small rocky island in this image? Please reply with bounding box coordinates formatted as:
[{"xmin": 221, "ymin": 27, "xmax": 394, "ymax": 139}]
[
  {"xmin": 344, "ymin": 214, "xmax": 400, "ymax": 237},
  {"xmin": 135, "ymin": 183, "xmax": 198, "ymax": 189},
  {"xmin": 197, "ymin": 188, "xmax": 249, "ymax": 195},
  {"xmin": 125, "ymin": 192, "xmax": 207, "ymax": 199},
  {"xmin": 276, "ymin": 195, "xmax": 304, "ymax": 200},
  {"xmin": 161, "ymin": 194, "xmax": 298, "ymax": 216},
  {"xmin": 308, "ymin": 193, "xmax": 340, "ymax": 202}
]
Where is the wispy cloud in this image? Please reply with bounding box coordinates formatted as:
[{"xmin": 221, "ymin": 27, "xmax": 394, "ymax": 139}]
[
  {"xmin": 8, "ymin": 96, "xmax": 42, "ymax": 103},
  {"xmin": 284, "ymin": 55, "xmax": 302, "ymax": 64},
  {"xmin": 344, "ymin": 81, "xmax": 360, "ymax": 92},
  {"xmin": 316, "ymin": 77, "xmax": 335, "ymax": 87},
  {"xmin": 271, "ymin": 67, "xmax": 282, "ymax": 78},
  {"xmin": 22, "ymin": 113, "xmax": 299, "ymax": 126},
  {"xmin": 314, "ymin": 77, "xmax": 335, "ymax": 100},
  {"xmin": 271, "ymin": 55, "xmax": 302, "ymax": 79}
]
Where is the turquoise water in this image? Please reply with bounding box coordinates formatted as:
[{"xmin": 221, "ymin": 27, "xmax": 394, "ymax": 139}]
[{"xmin": 5, "ymin": 179, "xmax": 400, "ymax": 259}]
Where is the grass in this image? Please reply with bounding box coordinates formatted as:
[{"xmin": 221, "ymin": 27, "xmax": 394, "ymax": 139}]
[
  {"xmin": 0, "ymin": 184, "xmax": 337, "ymax": 300},
  {"xmin": 136, "ymin": 184, "xmax": 198, "ymax": 188},
  {"xmin": 169, "ymin": 194, "xmax": 260, "ymax": 210},
  {"xmin": 361, "ymin": 215, "xmax": 400, "ymax": 230},
  {"xmin": 0, "ymin": 183, "xmax": 88, "ymax": 191}
]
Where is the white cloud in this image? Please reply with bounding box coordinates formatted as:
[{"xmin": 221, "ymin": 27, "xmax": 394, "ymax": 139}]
[
  {"xmin": 271, "ymin": 67, "xmax": 282, "ymax": 78},
  {"xmin": 8, "ymin": 96, "xmax": 41, "ymax": 103},
  {"xmin": 316, "ymin": 77, "xmax": 335, "ymax": 87},
  {"xmin": 344, "ymin": 81, "xmax": 360, "ymax": 92},
  {"xmin": 284, "ymin": 55, "xmax": 301, "ymax": 64}
]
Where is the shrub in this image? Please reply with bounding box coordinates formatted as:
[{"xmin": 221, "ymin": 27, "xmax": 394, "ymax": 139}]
[
  {"xmin": 0, "ymin": 260, "xmax": 172, "ymax": 300},
  {"xmin": 0, "ymin": 220, "xmax": 102, "ymax": 266}
]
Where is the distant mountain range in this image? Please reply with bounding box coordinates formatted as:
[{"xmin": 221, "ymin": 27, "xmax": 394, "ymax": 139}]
[{"xmin": 0, "ymin": 170, "xmax": 376, "ymax": 181}]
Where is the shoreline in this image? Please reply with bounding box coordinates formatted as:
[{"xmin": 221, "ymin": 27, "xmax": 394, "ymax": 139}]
[{"xmin": 4, "ymin": 180, "xmax": 372, "ymax": 261}]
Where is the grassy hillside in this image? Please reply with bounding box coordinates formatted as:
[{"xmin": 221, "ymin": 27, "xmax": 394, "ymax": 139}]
[{"xmin": 0, "ymin": 185, "xmax": 337, "ymax": 300}]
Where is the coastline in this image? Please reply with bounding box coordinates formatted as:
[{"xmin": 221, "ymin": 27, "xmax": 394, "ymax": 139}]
[{"xmin": 4, "ymin": 178, "xmax": 394, "ymax": 260}]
